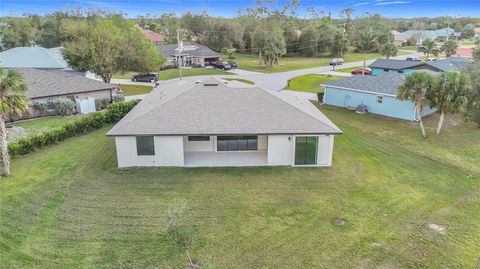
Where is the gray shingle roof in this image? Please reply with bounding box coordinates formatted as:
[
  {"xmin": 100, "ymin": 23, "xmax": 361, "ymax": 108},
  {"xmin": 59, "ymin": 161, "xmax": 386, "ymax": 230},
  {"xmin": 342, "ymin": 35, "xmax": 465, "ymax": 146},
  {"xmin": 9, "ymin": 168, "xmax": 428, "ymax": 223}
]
[
  {"xmin": 370, "ymin": 59, "xmax": 425, "ymax": 70},
  {"xmin": 323, "ymin": 72, "xmax": 405, "ymax": 96},
  {"xmin": 0, "ymin": 47, "xmax": 69, "ymax": 69},
  {"xmin": 425, "ymin": 57, "xmax": 470, "ymax": 72},
  {"xmin": 16, "ymin": 68, "xmax": 116, "ymax": 99},
  {"xmin": 157, "ymin": 42, "xmax": 220, "ymax": 58},
  {"xmin": 107, "ymin": 78, "xmax": 341, "ymax": 136}
]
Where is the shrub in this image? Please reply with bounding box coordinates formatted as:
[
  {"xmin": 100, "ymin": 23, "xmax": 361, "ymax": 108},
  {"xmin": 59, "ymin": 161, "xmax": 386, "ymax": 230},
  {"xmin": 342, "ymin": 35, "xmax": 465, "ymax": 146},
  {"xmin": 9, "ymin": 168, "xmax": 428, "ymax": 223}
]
[
  {"xmin": 30, "ymin": 101, "xmax": 48, "ymax": 116},
  {"xmin": 49, "ymin": 98, "xmax": 76, "ymax": 116},
  {"xmin": 105, "ymin": 99, "xmax": 140, "ymax": 123},
  {"xmin": 317, "ymin": 92, "xmax": 325, "ymax": 102},
  {"xmin": 113, "ymin": 93, "xmax": 125, "ymax": 103},
  {"xmin": 95, "ymin": 98, "xmax": 111, "ymax": 111},
  {"xmin": 9, "ymin": 100, "xmax": 139, "ymax": 158}
]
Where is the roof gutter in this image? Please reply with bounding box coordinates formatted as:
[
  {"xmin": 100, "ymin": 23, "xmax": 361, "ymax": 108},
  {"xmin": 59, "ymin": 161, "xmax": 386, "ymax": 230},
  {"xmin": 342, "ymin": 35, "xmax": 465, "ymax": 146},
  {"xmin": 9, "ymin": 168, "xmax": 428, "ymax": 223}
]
[{"xmin": 321, "ymin": 84, "xmax": 397, "ymax": 97}]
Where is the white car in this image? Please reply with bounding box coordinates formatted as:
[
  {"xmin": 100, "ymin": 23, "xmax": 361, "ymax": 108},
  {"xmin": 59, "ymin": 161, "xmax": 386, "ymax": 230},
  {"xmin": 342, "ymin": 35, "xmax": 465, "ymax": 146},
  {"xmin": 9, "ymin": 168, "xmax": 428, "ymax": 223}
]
[
  {"xmin": 406, "ymin": 56, "xmax": 421, "ymax": 61},
  {"xmin": 329, "ymin": 58, "xmax": 344, "ymax": 66}
]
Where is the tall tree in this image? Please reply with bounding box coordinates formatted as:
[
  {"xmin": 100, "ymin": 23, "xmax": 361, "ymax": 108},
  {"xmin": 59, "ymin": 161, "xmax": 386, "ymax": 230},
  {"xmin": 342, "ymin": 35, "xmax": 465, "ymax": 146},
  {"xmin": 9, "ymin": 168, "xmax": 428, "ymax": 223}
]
[
  {"xmin": 429, "ymin": 72, "xmax": 470, "ymax": 135},
  {"xmin": 62, "ymin": 16, "xmax": 164, "ymax": 83},
  {"xmin": 397, "ymin": 72, "xmax": 435, "ymax": 138},
  {"xmin": 441, "ymin": 40, "xmax": 458, "ymax": 58},
  {"xmin": 252, "ymin": 22, "xmax": 286, "ymax": 68},
  {"xmin": 0, "ymin": 69, "xmax": 29, "ymax": 176},
  {"xmin": 379, "ymin": 43, "xmax": 398, "ymax": 59},
  {"xmin": 464, "ymin": 61, "xmax": 480, "ymax": 127},
  {"xmin": 356, "ymin": 28, "xmax": 378, "ymax": 74},
  {"xmin": 0, "ymin": 18, "xmax": 36, "ymax": 50},
  {"xmin": 418, "ymin": 38, "xmax": 438, "ymax": 59}
]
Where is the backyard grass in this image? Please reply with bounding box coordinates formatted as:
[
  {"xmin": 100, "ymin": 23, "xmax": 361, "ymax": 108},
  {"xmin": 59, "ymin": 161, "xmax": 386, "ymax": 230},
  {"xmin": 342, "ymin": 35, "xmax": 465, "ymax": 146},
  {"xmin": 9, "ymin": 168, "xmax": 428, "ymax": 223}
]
[
  {"xmin": 7, "ymin": 115, "xmax": 83, "ymax": 141},
  {"xmin": 113, "ymin": 68, "xmax": 230, "ymax": 80},
  {"xmin": 234, "ymin": 51, "xmax": 409, "ymax": 73},
  {"xmin": 115, "ymin": 84, "xmax": 153, "ymax": 96},
  {"xmin": 222, "ymin": 78, "xmax": 255, "ymax": 85},
  {"xmin": 1, "ymin": 105, "xmax": 479, "ymax": 268},
  {"xmin": 286, "ymin": 74, "xmax": 342, "ymax": 93}
]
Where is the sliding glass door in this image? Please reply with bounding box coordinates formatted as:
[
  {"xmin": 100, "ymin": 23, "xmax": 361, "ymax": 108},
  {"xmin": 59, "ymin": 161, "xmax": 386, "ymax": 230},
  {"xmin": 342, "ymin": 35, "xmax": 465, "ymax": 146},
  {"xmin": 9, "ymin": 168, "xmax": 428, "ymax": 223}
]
[
  {"xmin": 295, "ymin": 136, "xmax": 318, "ymax": 165},
  {"xmin": 217, "ymin": 136, "xmax": 258, "ymax": 151}
]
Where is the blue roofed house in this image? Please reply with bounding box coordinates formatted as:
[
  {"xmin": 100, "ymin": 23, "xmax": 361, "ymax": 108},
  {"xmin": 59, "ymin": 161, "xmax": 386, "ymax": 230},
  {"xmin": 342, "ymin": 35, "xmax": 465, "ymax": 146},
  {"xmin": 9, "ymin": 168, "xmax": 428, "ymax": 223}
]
[
  {"xmin": 369, "ymin": 59, "xmax": 426, "ymax": 76},
  {"xmin": 322, "ymin": 73, "xmax": 436, "ymax": 121},
  {"xmin": 0, "ymin": 46, "xmax": 69, "ymax": 69}
]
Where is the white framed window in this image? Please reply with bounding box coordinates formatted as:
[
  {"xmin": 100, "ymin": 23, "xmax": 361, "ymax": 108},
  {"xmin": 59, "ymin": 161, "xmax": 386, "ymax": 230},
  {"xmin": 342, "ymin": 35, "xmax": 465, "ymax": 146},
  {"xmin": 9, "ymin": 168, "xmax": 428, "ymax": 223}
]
[
  {"xmin": 376, "ymin": 96, "xmax": 384, "ymax": 104},
  {"xmin": 136, "ymin": 136, "xmax": 155, "ymax": 156}
]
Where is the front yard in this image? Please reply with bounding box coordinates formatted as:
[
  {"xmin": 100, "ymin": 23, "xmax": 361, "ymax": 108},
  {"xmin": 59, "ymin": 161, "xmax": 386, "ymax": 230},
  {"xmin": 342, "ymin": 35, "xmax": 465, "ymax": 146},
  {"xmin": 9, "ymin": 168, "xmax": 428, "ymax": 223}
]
[
  {"xmin": 286, "ymin": 74, "xmax": 342, "ymax": 93},
  {"xmin": 1, "ymin": 105, "xmax": 479, "ymax": 268},
  {"xmin": 234, "ymin": 51, "xmax": 409, "ymax": 73},
  {"xmin": 115, "ymin": 84, "xmax": 153, "ymax": 96}
]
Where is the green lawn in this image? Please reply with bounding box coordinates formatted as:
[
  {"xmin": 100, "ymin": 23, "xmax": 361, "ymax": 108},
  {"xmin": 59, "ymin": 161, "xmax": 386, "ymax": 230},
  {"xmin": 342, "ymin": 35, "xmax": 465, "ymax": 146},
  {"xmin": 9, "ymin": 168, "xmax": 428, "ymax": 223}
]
[
  {"xmin": 115, "ymin": 84, "xmax": 153, "ymax": 96},
  {"xmin": 286, "ymin": 74, "xmax": 342, "ymax": 93},
  {"xmin": 113, "ymin": 68, "xmax": 230, "ymax": 80},
  {"xmin": 399, "ymin": 46, "xmax": 418, "ymax": 51},
  {"xmin": 234, "ymin": 51, "xmax": 409, "ymax": 73},
  {"xmin": 222, "ymin": 78, "xmax": 255, "ymax": 85},
  {"xmin": 336, "ymin": 66, "xmax": 363, "ymax": 73},
  {"xmin": 7, "ymin": 115, "xmax": 83, "ymax": 141},
  {"xmin": 1, "ymin": 105, "xmax": 479, "ymax": 268},
  {"xmin": 461, "ymin": 41, "xmax": 475, "ymax": 46}
]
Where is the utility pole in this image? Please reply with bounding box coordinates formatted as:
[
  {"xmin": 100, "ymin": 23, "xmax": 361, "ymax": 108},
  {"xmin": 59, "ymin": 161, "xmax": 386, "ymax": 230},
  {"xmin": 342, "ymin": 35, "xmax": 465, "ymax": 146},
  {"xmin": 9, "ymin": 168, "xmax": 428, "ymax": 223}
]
[{"xmin": 176, "ymin": 29, "xmax": 186, "ymax": 80}]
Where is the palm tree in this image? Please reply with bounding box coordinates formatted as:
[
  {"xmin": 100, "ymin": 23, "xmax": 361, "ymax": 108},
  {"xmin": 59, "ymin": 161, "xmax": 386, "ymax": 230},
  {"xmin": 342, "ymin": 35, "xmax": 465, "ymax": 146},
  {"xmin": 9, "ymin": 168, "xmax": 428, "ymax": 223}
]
[
  {"xmin": 357, "ymin": 28, "xmax": 378, "ymax": 74},
  {"xmin": 429, "ymin": 72, "xmax": 470, "ymax": 135},
  {"xmin": 397, "ymin": 72, "xmax": 435, "ymax": 138},
  {"xmin": 380, "ymin": 43, "xmax": 398, "ymax": 59},
  {"xmin": 418, "ymin": 38, "xmax": 438, "ymax": 60},
  {"xmin": 441, "ymin": 40, "xmax": 458, "ymax": 58},
  {"xmin": 0, "ymin": 68, "xmax": 29, "ymax": 176}
]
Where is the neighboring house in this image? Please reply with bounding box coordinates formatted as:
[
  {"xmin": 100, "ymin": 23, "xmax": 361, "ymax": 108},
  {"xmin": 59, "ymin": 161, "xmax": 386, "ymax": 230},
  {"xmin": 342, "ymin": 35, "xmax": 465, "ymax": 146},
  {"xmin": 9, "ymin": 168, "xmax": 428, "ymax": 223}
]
[
  {"xmin": 157, "ymin": 42, "xmax": 220, "ymax": 67},
  {"xmin": 16, "ymin": 68, "xmax": 119, "ymax": 116},
  {"xmin": 392, "ymin": 30, "xmax": 407, "ymax": 46},
  {"xmin": 369, "ymin": 59, "xmax": 426, "ymax": 75},
  {"xmin": 322, "ymin": 73, "xmax": 436, "ymax": 121},
  {"xmin": 369, "ymin": 57, "xmax": 470, "ymax": 76},
  {"xmin": 455, "ymin": 47, "xmax": 475, "ymax": 59},
  {"xmin": 107, "ymin": 78, "xmax": 341, "ymax": 168},
  {"xmin": 401, "ymin": 28, "xmax": 461, "ymax": 45},
  {"xmin": 142, "ymin": 29, "xmax": 165, "ymax": 45},
  {"xmin": 0, "ymin": 47, "xmax": 69, "ymax": 69}
]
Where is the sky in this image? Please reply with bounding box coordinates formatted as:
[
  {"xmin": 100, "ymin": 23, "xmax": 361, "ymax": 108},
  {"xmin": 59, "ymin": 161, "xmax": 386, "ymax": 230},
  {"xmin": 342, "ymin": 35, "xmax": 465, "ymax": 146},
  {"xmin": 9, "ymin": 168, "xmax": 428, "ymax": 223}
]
[{"xmin": 1, "ymin": 0, "xmax": 479, "ymax": 18}]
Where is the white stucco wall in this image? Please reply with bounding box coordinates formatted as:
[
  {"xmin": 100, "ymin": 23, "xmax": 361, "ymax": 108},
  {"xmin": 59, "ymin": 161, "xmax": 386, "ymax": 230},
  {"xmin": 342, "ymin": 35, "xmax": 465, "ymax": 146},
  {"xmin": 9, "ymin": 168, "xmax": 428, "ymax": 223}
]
[
  {"xmin": 267, "ymin": 135, "xmax": 294, "ymax": 165},
  {"xmin": 115, "ymin": 136, "xmax": 184, "ymax": 167},
  {"xmin": 258, "ymin": 135, "xmax": 268, "ymax": 151},
  {"xmin": 316, "ymin": 135, "xmax": 334, "ymax": 166}
]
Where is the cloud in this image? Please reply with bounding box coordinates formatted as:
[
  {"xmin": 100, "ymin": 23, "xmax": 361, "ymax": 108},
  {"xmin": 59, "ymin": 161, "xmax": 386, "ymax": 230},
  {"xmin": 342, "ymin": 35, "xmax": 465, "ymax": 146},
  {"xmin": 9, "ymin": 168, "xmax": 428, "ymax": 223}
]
[
  {"xmin": 351, "ymin": 2, "xmax": 370, "ymax": 6},
  {"xmin": 374, "ymin": 1, "xmax": 411, "ymax": 6}
]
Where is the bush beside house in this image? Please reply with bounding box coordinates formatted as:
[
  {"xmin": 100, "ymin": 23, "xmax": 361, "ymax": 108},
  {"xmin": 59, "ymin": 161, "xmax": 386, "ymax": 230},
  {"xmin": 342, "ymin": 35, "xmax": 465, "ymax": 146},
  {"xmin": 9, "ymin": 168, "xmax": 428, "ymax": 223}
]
[{"xmin": 8, "ymin": 99, "xmax": 140, "ymax": 158}]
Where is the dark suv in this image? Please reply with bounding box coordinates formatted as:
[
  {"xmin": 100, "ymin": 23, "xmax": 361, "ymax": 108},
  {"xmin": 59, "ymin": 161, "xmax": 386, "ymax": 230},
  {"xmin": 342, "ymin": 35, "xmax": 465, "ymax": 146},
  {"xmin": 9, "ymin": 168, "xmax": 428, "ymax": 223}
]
[
  {"xmin": 211, "ymin": 61, "xmax": 232, "ymax": 70},
  {"xmin": 131, "ymin": 73, "xmax": 159, "ymax": 82}
]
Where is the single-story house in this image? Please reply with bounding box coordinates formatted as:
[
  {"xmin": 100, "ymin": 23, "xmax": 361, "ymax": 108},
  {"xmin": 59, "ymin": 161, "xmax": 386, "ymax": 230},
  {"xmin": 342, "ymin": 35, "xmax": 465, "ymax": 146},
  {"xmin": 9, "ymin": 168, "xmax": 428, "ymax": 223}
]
[
  {"xmin": 142, "ymin": 29, "xmax": 165, "ymax": 45},
  {"xmin": 370, "ymin": 57, "xmax": 470, "ymax": 76},
  {"xmin": 370, "ymin": 59, "xmax": 426, "ymax": 75},
  {"xmin": 0, "ymin": 47, "xmax": 69, "ymax": 69},
  {"xmin": 107, "ymin": 78, "xmax": 341, "ymax": 167},
  {"xmin": 157, "ymin": 42, "xmax": 220, "ymax": 67},
  {"xmin": 401, "ymin": 28, "xmax": 461, "ymax": 45},
  {"xmin": 322, "ymin": 73, "xmax": 436, "ymax": 121},
  {"xmin": 16, "ymin": 68, "xmax": 119, "ymax": 116},
  {"xmin": 392, "ymin": 30, "xmax": 407, "ymax": 46}
]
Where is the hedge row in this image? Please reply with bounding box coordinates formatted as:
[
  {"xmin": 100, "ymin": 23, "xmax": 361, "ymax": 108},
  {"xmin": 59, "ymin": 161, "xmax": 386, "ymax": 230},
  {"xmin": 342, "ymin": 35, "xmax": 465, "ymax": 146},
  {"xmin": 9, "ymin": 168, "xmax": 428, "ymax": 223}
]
[{"xmin": 8, "ymin": 99, "xmax": 140, "ymax": 158}]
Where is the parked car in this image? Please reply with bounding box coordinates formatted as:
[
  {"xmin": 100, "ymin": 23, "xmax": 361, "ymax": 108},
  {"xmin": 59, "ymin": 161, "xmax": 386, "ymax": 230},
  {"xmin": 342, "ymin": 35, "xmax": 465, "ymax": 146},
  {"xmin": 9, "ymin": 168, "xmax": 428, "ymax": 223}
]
[
  {"xmin": 329, "ymin": 58, "xmax": 344, "ymax": 66},
  {"xmin": 425, "ymin": 58, "xmax": 437, "ymax": 62},
  {"xmin": 131, "ymin": 73, "xmax": 159, "ymax": 82},
  {"xmin": 351, "ymin": 68, "xmax": 372, "ymax": 75},
  {"xmin": 406, "ymin": 56, "xmax": 421, "ymax": 61},
  {"xmin": 226, "ymin": 61, "xmax": 237, "ymax": 69},
  {"xmin": 211, "ymin": 61, "xmax": 232, "ymax": 70}
]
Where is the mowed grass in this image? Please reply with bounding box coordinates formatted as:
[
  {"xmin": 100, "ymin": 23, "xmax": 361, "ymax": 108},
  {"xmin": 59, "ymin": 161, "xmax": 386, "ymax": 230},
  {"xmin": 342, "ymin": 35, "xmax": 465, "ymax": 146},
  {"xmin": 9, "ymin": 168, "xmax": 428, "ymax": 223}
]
[
  {"xmin": 234, "ymin": 51, "xmax": 409, "ymax": 73},
  {"xmin": 287, "ymin": 74, "xmax": 342, "ymax": 93},
  {"xmin": 113, "ymin": 68, "xmax": 230, "ymax": 80},
  {"xmin": 115, "ymin": 84, "xmax": 153, "ymax": 96},
  {"xmin": 1, "ymin": 107, "xmax": 479, "ymax": 268},
  {"xmin": 7, "ymin": 115, "xmax": 83, "ymax": 141},
  {"xmin": 336, "ymin": 66, "xmax": 363, "ymax": 73}
]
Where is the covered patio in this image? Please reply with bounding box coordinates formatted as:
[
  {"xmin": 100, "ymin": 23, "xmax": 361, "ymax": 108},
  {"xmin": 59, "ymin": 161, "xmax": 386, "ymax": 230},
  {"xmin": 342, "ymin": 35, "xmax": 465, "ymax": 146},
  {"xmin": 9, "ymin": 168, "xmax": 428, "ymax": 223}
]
[{"xmin": 184, "ymin": 151, "xmax": 268, "ymax": 167}]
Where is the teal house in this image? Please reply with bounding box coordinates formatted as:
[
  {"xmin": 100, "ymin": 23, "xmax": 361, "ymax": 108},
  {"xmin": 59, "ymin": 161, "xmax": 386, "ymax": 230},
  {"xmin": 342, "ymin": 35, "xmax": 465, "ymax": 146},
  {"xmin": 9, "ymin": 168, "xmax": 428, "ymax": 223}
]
[
  {"xmin": 322, "ymin": 73, "xmax": 436, "ymax": 121},
  {"xmin": 369, "ymin": 59, "xmax": 426, "ymax": 76}
]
